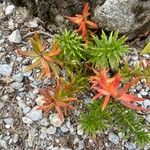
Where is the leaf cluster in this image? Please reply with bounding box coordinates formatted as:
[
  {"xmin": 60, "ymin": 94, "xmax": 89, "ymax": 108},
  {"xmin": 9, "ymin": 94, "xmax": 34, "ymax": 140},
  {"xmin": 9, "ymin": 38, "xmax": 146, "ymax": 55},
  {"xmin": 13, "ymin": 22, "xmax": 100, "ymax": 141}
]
[
  {"xmin": 17, "ymin": 32, "xmax": 61, "ymax": 79},
  {"xmin": 57, "ymin": 30, "xmax": 85, "ymax": 65},
  {"xmin": 87, "ymin": 31, "xmax": 130, "ymax": 69},
  {"xmin": 80, "ymin": 100, "xmax": 111, "ymax": 137},
  {"xmin": 80, "ymin": 100, "xmax": 150, "ymax": 146},
  {"xmin": 112, "ymin": 103, "xmax": 150, "ymax": 146},
  {"xmin": 38, "ymin": 80, "xmax": 78, "ymax": 120}
]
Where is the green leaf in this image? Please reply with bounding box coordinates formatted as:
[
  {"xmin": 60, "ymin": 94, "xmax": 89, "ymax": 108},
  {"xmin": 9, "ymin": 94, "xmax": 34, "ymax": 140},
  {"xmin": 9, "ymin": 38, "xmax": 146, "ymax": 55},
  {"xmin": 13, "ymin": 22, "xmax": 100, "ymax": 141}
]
[{"xmin": 141, "ymin": 42, "xmax": 150, "ymax": 54}]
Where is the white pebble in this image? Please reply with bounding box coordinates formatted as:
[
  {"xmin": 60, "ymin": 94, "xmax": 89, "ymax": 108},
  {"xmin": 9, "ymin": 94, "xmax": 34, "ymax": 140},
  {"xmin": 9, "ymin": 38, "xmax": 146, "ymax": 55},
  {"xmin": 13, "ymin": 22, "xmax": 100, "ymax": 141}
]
[
  {"xmin": 49, "ymin": 113, "xmax": 64, "ymax": 127},
  {"xmin": 22, "ymin": 116, "xmax": 33, "ymax": 124},
  {"xmin": 108, "ymin": 132, "xmax": 119, "ymax": 144},
  {"xmin": 26, "ymin": 107, "xmax": 42, "ymax": 121},
  {"xmin": 8, "ymin": 29, "xmax": 22, "ymax": 43},
  {"xmin": 5, "ymin": 5, "xmax": 15, "ymax": 15}
]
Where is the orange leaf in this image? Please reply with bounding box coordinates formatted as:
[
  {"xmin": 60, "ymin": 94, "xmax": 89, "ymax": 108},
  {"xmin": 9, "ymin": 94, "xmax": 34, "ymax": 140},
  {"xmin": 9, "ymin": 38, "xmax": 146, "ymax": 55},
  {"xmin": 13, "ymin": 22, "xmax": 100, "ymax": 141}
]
[
  {"xmin": 40, "ymin": 58, "xmax": 51, "ymax": 78},
  {"xmin": 17, "ymin": 49, "xmax": 37, "ymax": 57}
]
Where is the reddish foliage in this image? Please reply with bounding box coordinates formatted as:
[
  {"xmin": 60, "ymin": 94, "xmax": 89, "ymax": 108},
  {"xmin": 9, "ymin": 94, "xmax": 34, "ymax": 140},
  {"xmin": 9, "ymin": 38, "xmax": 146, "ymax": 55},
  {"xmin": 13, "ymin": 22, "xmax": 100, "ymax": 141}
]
[
  {"xmin": 66, "ymin": 3, "xmax": 98, "ymax": 39},
  {"xmin": 90, "ymin": 68, "xmax": 148, "ymax": 111},
  {"xmin": 37, "ymin": 80, "xmax": 78, "ymax": 120}
]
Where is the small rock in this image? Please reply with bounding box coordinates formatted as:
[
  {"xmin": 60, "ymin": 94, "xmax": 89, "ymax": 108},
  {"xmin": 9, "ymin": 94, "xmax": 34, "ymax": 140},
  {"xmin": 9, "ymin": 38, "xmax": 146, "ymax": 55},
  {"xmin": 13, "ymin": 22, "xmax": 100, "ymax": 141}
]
[
  {"xmin": 0, "ymin": 64, "xmax": 12, "ymax": 76},
  {"xmin": 78, "ymin": 141, "xmax": 84, "ymax": 150},
  {"xmin": 125, "ymin": 142, "xmax": 136, "ymax": 150},
  {"xmin": 77, "ymin": 124, "xmax": 84, "ymax": 136},
  {"xmin": 8, "ymin": 29, "xmax": 22, "ymax": 43},
  {"xmin": 35, "ymin": 95, "xmax": 45, "ymax": 106},
  {"xmin": 27, "ymin": 130, "xmax": 35, "ymax": 147},
  {"xmin": 26, "ymin": 107, "xmax": 42, "ymax": 121},
  {"xmin": 39, "ymin": 118, "xmax": 50, "ymax": 126},
  {"xmin": 11, "ymin": 82, "xmax": 24, "ymax": 90},
  {"xmin": 145, "ymin": 114, "xmax": 150, "ymax": 123},
  {"xmin": 40, "ymin": 127, "xmax": 47, "ymax": 139},
  {"xmin": 4, "ymin": 118, "xmax": 14, "ymax": 125},
  {"xmin": 23, "ymin": 106, "xmax": 31, "ymax": 114},
  {"xmin": 143, "ymin": 99, "xmax": 150, "ymax": 108},
  {"xmin": 136, "ymin": 85, "xmax": 142, "ymax": 91},
  {"xmin": 47, "ymin": 126, "xmax": 57, "ymax": 135},
  {"xmin": 27, "ymin": 19, "xmax": 38, "ymax": 28},
  {"xmin": 22, "ymin": 66, "xmax": 32, "ymax": 77},
  {"xmin": 0, "ymin": 103, "xmax": 4, "ymax": 109},
  {"xmin": 5, "ymin": 124, "xmax": 11, "ymax": 129},
  {"xmin": 84, "ymin": 98, "xmax": 92, "ymax": 104},
  {"xmin": 60, "ymin": 124, "xmax": 69, "ymax": 133},
  {"xmin": 17, "ymin": 100, "xmax": 26, "ymax": 109},
  {"xmin": 8, "ymin": 18, "xmax": 15, "ymax": 30},
  {"xmin": 5, "ymin": 5, "xmax": 15, "ymax": 15},
  {"xmin": 0, "ymin": 139, "xmax": 8, "ymax": 149},
  {"xmin": 0, "ymin": 39, "xmax": 5, "ymax": 44},
  {"xmin": 12, "ymin": 133, "xmax": 19, "ymax": 144},
  {"xmin": 49, "ymin": 113, "xmax": 64, "ymax": 127},
  {"xmin": 22, "ymin": 116, "xmax": 33, "ymax": 124},
  {"xmin": 12, "ymin": 73, "xmax": 24, "ymax": 82},
  {"xmin": 131, "ymin": 55, "xmax": 138, "ymax": 61},
  {"xmin": 108, "ymin": 132, "xmax": 119, "ymax": 144},
  {"xmin": 66, "ymin": 121, "xmax": 74, "ymax": 133}
]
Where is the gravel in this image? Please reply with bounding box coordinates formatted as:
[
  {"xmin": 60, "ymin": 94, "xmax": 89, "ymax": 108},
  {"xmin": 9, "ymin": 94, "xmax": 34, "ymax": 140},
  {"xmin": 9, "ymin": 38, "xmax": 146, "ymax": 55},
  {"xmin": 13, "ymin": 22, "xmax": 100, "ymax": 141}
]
[
  {"xmin": 26, "ymin": 107, "xmax": 43, "ymax": 121},
  {"xmin": 47, "ymin": 126, "xmax": 57, "ymax": 135},
  {"xmin": 108, "ymin": 132, "xmax": 120, "ymax": 144},
  {"xmin": 5, "ymin": 5, "xmax": 15, "ymax": 15},
  {"xmin": 49, "ymin": 113, "xmax": 64, "ymax": 127},
  {"xmin": 0, "ymin": 1, "xmax": 149, "ymax": 149},
  {"xmin": 8, "ymin": 29, "xmax": 22, "ymax": 43},
  {"xmin": 12, "ymin": 72, "xmax": 24, "ymax": 82},
  {"xmin": 22, "ymin": 116, "xmax": 33, "ymax": 124},
  {"xmin": 0, "ymin": 64, "xmax": 12, "ymax": 76}
]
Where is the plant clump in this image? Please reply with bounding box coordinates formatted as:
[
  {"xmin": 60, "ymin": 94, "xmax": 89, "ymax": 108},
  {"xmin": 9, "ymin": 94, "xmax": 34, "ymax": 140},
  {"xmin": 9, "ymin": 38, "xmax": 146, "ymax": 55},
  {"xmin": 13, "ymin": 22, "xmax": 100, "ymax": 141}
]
[
  {"xmin": 87, "ymin": 31, "xmax": 130, "ymax": 69},
  {"xmin": 17, "ymin": 32, "xmax": 62, "ymax": 79},
  {"xmin": 15, "ymin": 2, "xmax": 150, "ymax": 146}
]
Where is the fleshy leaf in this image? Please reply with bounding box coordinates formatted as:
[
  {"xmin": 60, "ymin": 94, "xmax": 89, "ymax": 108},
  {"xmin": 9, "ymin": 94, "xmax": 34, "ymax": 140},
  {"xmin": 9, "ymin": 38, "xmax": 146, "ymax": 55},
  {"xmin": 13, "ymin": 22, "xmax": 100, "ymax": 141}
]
[{"xmin": 141, "ymin": 42, "xmax": 150, "ymax": 54}]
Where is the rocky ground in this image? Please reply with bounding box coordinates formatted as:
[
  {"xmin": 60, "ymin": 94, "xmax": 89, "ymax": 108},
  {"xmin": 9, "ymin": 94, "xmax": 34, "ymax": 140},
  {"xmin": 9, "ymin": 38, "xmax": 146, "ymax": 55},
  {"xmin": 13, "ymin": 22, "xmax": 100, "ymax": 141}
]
[{"xmin": 0, "ymin": 1, "xmax": 150, "ymax": 150}]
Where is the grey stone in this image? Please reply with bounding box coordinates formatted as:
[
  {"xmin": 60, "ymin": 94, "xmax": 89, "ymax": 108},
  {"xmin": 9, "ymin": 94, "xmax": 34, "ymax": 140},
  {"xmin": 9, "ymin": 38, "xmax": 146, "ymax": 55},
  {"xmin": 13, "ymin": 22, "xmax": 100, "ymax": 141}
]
[
  {"xmin": 125, "ymin": 142, "xmax": 136, "ymax": 150},
  {"xmin": 39, "ymin": 118, "xmax": 50, "ymax": 126},
  {"xmin": 8, "ymin": 29, "xmax": 22, "ymax": 43},
  {"xmin": 0, "ymin": 39, "xmax": 5, "ymax": 44},
  {"xmin": 23, "ymin": 106, "xmax": 31, "ymax": 114},
  {"xmin": 8, "ymin": 18, "xmax": 15, "ymax": 30},
  {"xmin": 108, "ymin": 132, "xmax": 119, "ymax": 144},
  {"xmin": 22, "ymin": 116, "xmax": 33, "ymax": 124},
  {"xmin": 27, "ymin": 19, "xmax": 38, "ymax": 28},
  {"xmin": 47, "ymin": 126, "xmax": 56, "ymax": 135},
  {"xmin": 40, "ymin": 127, "xmax": 47, "ymax": 139},
  {"xmin": 0, "ymin": 103, "xmax": 4, "ymax": 109},
  {"xmin": 0, "ymin": 139, "xmax": 8, "ymax": 149},
  {"xmin": 143, "ymin": 99, "xmax": 150, "ymax": 108},
  {"xmin": 84, "ymin": 98, "xmax": 92, "ymax": 104},
  {"xmin": 5, "ymin": 5, "xmax": 15, "ymax": 15},
  {"xmin": 94, "ymin": 0, "xmax": 150, "ymax": 39},
  {"xmin": 35, "ymin": 95, "xmax": 45, "ymax": 106},
  {"xmin": 12, "ymin": 133, "xmax": 19, "ymax": 144},
  {"xmin": 60, "ymin": 124, "xmax": 69, "ymax": 133},
  {"xmin": 145, "ymin": 114, "xmax": 150, "ymax": 123},
  {"xmin": 4, "ymin": 118, "xmax": 14, "ymax": 125},
  {"xmin": 27, "ymin": 130, "xmax": 35, "ymax": 147},
  {"xmin": 26, "ymin": 107, "xmax": 42, "ymax": 121},
  {"xmin": 0, "ymin": 64, "xmax": 12, "ymax": 76},
  {"xmin": 12, "ymin": 73, "xmax": 24, "ymax": 82},
  {"xmin": 11, "ymin": 82, "xmax": 24, "ymax": 90},
  {"xmin": 49, "ymin": 113, "xmax": 64, "ymax": 127},
  {"xmin": 77, "ymin": 124, "xmax": 84, "ymax": 136}
]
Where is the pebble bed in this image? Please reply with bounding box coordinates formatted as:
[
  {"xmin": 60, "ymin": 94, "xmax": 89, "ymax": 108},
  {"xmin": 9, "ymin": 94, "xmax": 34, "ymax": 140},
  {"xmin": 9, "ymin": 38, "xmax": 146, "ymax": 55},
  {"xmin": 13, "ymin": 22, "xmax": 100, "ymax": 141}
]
[{"xmin": 0, "ymin": 1, "xmax": 150, "ymax": 150}]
